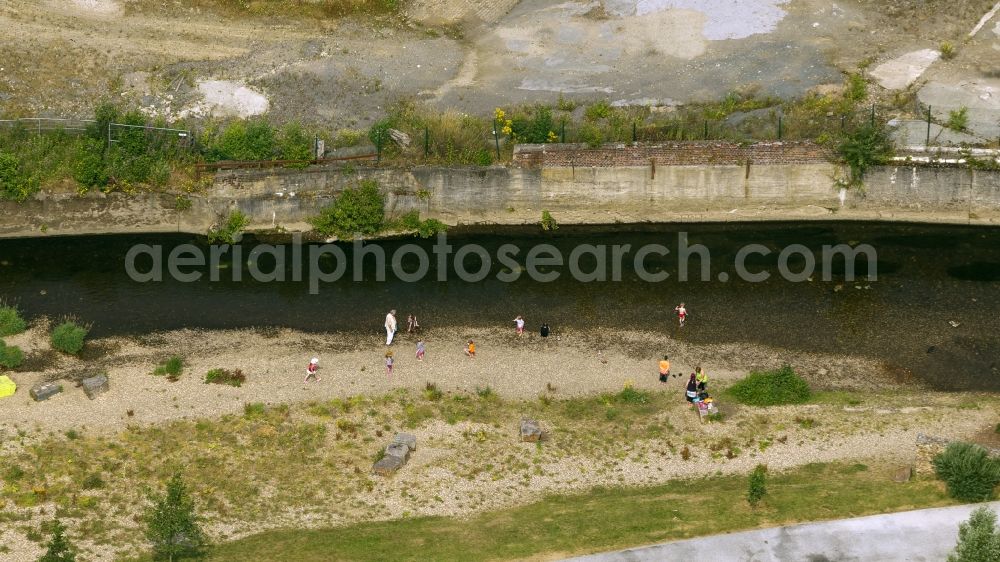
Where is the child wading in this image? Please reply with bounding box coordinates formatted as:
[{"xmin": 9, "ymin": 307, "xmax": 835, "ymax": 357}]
[
  {"xmin": 465, "ymin": 340, "xmax": 476, "ymax": 358},
  {"xmin": 514, "ymin": 315, "xmax": 525, "ymax": 336},
  {"xmin": 416, "ymin": 340, "xmax": 425, "ymax": 361},
  {"xmin": 658, "ymin": 355, "xmax": 670, "ymax": 383},
  {"xmin": 304, "ymin": 357, "xmax": 320, "ymax": 383},
  {"xmin": 407, "ymin": 314, "xmax": 420, "ymax": 333},
  {"xmin": 385, "ymin": 351, "xmax": 394, "ymax": 376},
  {"xmin": 674, "ymin": 303, "xmax": 688, "ymax": 327}
]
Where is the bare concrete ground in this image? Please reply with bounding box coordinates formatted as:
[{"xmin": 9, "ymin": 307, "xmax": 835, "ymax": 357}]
[{"xmin": 1, "ymin": 0, "xmax": 998, "ymax": 135}]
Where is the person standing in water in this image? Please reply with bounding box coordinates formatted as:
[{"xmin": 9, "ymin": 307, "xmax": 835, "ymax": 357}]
[
  {"xmin": 658, "ymin": 355, "xmax": 671, "ymax": 383},
  {"xmin": 674, "ymin": 303, "xmax": 688, "ymax": 327},
  {"xmin": 385, "ymin": 310, "xmax": 397, "ymax": 345},
  {"xmin": 514, "ymin": 315, "xmax": 525, "ymax": 336}
]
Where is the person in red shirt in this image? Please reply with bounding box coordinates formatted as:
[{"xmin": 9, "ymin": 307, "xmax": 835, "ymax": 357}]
[{"xmin": 304, "ymin": 357, "xmax": 320, "ymax": 383}]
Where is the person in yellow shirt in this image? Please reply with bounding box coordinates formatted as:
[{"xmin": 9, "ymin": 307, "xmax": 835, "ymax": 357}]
[
  {"xmin": 696, "ymin": 366, "xmax": 708, "ymax": 392},
  {"xmin": 465, "ymin": 340, "xmax": 476, "ymax": 358},
  {"xmin": 658, "ymin": 355, "xmax": 670, "ymax": 383}
]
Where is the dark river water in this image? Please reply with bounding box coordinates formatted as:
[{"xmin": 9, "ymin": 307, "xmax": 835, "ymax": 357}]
[{"xmin": 0, "ymin": 222, "xmax": 998, "ymax": 390}]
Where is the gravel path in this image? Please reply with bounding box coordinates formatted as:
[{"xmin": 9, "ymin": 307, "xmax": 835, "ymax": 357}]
[{"xmin": 0, "ymin": 323, "xmax": 882, "ymax": 432}]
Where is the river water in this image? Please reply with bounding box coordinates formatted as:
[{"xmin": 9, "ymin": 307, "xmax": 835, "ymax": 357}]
[{"xmin": 0, "ymin": 222, "xmax": 998, "ymax": 390}]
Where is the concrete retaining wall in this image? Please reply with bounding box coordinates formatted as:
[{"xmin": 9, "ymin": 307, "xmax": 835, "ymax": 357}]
[{"xmin": 2, "ymin": 148, "xmax": 1000, "ymax": 238}]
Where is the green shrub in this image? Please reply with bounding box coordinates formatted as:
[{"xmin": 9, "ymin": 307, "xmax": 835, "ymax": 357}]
[
  {"xmin": 205, "ymin": 368, "xmax": 245, "ymax": 387},
  {"xmin": 145, "ymin": 473, "xmax": 207, "ymax": 561},
  {"xmin": 948, "ymin": 506, "xmax": 1000, "ymax": 562},
  {"xmin": 948, "ymin": 107, "xmax": 969, "ymax": 132},
  {"xmin": 0, "ymin": 339, "xmax": 24, "ymax": 369},
  {"xmin": 747, "ymin": 464, "xmax": 768, "ymax": 506},
  {"xmin": 153, "ymin": 356, "xmax": 184, "ymax": 381},
  {"xmin": 0, "ymin": 151, "xmax": 40, "ymax": 202},
  {"xmin": 837, "ymin": 123, "xmax": 894, "ymax": 184},
  {"xmin": 541, "ymin": 210, "xmax": 558, "ymax": 231},
  {"xmin": 213, "ymin": 120, "xmax": 276, "ymax": 161},
  {"xmin": 207, "ymin": 210, "xmax": 250, "ymax": 244},
  {"xmin": 578, "ymin": 123, "xmax": 604, "ymax": 148},
  {"xmin": 278, "ymin": 122, "xmax": 313, "ymax": 164},
  {"xmin": 72, "ymin": 138, "xmax": 108, "ymax": 189},
  {"xmin": 39, "ymin": 519, "xmax": 76, "ymax": 562},
  {"xmin": 940, "ymin": 41, "xmax": 957, "ymax": 61},
  {"xmin": 933, "ymin": 442, "xmax": 1000, "ymax": 502},
  {"xmin": 727, "ymin": 365, "xmax": 811, "ymax": 406},
  {"xmin": 310, "ymin": 179, "xmax": 385, "ymax": 238},
  {"xmin": 50, "ymin": 322, "xmax": 88, "ymax": 355},
  {"xmin": 509, "ymin": 106, "xmax": 555, "ymax": 143},
  {"xmin": 585, "ymin": 99, "xmax": 613, "ymax": 121},
  {"xmin": 475, "ymin": 386, "xmax": 495, "ymax": 399},
  {"xmin": 845, "ymin": 73, "xmax": 868, "ymax": 102},
  {"xmin": 205, "ymin": 369, "xmax": 247, "ymax": 386},
  {"xmin": 0, "ymin": 305, "xmax": 27, "ymax": 336}
]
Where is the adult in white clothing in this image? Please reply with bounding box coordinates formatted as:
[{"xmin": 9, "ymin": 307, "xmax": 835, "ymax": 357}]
[{"xmin": 385, "ymin": 310, "xmax": 397, "ymax": 345}]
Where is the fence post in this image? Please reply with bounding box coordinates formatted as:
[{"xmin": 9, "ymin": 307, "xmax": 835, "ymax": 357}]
[
  {"xmin": 424, "ymin": 127, "xmax": 429, "ymax": 158},
  {"xmin": 107, "ymin": 122, "xmax": 112, "ymax": 150},
  {"xmin": 560, "ymin": 121, "xmax": 566, "ymax": 143},
  {"xmin": 632, "ymin": 122, "xmax": 637, "ymax": 143},
  {"xmin": 777, "ymin": 116, "xmax": 782, "ymax": 140},
  {"xmin": 926, "ymin": 106, "xmax": 932, "ymax": 147},
  {"xmin": 376, "ymin": 129, "xmax": 383, "ymax": 163},
  {"xmin": 493, "ymin": 119, "xmax": 501, "ymax": 160},
  {"xmin": 870, "ymin": 104, "xmax": 875, "ymax": 127},
  {"xmin": 703, "ymin": 120, "xmax": 708, "ymax": 140},
  {"xmin": 841, "ymin": 115, "xmax": 846, "ymax": 132}
]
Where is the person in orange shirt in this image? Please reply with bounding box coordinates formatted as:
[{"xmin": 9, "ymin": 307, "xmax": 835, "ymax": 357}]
[
  {"xmin": 658, "ymin": 355, "xmax": 670, "ymax": 383},
  {"xmin": 465, "ymin": 340, "xmax": 476, "ymax": 358}
]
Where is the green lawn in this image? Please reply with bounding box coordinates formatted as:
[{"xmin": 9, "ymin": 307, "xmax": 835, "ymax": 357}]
[{"xmin": 204, "ymin": 462, "xmax": 951, "ymax": 561}]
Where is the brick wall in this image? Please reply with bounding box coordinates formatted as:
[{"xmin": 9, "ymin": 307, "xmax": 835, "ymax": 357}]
[{"xmin": 513, "ymin": 141, "xmax": 835, "ymax": 168}]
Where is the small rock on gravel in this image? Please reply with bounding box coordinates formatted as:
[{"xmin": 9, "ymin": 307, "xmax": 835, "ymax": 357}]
[
  {"xmin": 81, "ymin": 374, "xmax": 109, "ymax": 399},
  {"xmin": 30, "ymin": 381, "xmax": 63, "ymax": 401}
]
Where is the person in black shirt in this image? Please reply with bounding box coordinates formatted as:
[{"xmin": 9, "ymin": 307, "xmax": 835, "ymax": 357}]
[{"xmin": 540, "ymin": 323, "xmax": 550, "ymax": 338}]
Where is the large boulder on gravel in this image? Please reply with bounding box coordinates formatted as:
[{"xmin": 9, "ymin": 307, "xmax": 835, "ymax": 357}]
[
  {"xmin": 30, "ymin": 381, "xmax": 63, "ymax": 401},
  {"xmin": 392, "ymin": 433, "xmax": 417, "ymax": 452},
  {"xmin": 520, "ymin": 418, "xmax": 543, "ymax": 442},
  {"xmin": 373, "ymin": 454, "xmax": 405, "ymax": 476},
  {"xmin": 385, "ymin": 442, "xmax": 411, "ymax": 462},
  {"xmin": 81, "ymin": 374, "xmax": 109, "ymax": 399}
]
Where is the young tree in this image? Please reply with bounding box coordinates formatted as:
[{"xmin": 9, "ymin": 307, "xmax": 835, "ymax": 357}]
[
  {"xmin": 145, "ymin": 473, "xmax": 207, "ymax": 561},
  {"xmin": 948, "ymin": 506, "xmax": 1000, "ymax": 562},
  {"xmin": 747, "ymin": 464, "xmax": 768, "ymax": 507},
  {"xmin": 38, "ymin": 519, "xmax": 76, "ymax": 562}
]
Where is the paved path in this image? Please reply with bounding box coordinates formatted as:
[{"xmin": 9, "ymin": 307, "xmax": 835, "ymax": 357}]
[{"xmin": 565, "ymin": 501, "xmax": 1000, "ymax": 562}]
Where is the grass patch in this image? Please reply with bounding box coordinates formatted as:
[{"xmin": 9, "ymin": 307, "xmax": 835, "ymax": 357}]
[
  {"xmin": 204, "ymin": 462, "xmax": 951, "ymax": 561},
  {"xmin": 726, "ymin": 365, "xmax": 812, "ymax": 406},
  {"xmin": 152, "ymin": 356, "xmax": 184, "ymax": 381},
  {"xmin": 204, "ymin": 368, "xmax": 246, "ymax": 387}
]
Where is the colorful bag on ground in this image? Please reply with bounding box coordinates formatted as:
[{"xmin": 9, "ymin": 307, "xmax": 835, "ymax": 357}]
[{"xmin": 0, "ymin": 375, "xmax": 16, "ymax": 399}]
